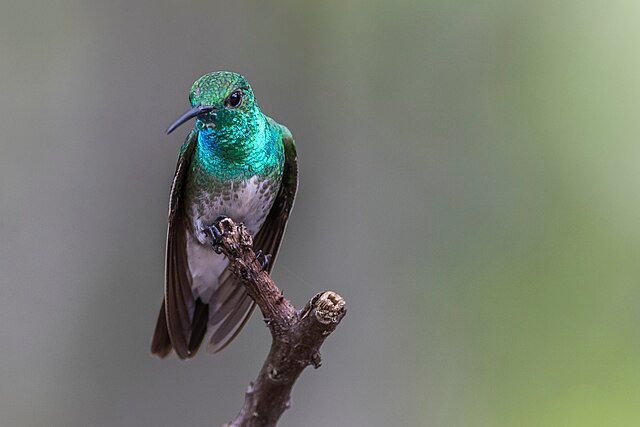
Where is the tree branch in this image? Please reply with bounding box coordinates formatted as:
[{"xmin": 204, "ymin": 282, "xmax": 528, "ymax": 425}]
[{"xmin": 214, "ymin": 218, "xmax": 346, "ymax": 427}]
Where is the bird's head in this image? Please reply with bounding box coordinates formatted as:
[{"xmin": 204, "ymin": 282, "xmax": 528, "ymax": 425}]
[{"xmin": 167, "ymin": 71, "xmax": 259, "ymax": 136}]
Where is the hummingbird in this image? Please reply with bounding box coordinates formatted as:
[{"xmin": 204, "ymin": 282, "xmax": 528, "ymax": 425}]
[{"xmin": 151, "ymin": 71, "xmax": 298, "ymax": 358}]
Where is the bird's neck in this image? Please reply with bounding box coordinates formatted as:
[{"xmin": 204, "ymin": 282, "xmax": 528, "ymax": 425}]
[{"xmin": 195, "ymin": 112, "xmax": 281, "ymax": 180}]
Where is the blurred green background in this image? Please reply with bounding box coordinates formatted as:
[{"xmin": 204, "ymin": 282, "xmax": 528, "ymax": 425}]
[{"xmin": 1, "ymin": 1, "xmax": 639, "ymax": 426}]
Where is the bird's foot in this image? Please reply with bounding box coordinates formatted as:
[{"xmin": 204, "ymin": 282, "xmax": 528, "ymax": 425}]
[
  {"xmin": 206, "ymin": 216, "xmax": 229, "ymax": 254},
  {"xmin": 254, "ymin": 250, "xmax": 272, "ymax": 271}
]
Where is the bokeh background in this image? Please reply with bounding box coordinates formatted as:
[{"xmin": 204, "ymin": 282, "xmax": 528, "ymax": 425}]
[{"xmin": 2, "ymin": 1, "xmax": 639, "ymax": 426}]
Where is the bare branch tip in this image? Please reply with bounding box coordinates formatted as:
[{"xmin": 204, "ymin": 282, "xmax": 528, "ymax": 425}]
[
  {"xmin": 215, "ymin": 217, "xmax": 254, "ymax": 248},
  {"xmin": 314, "ymin": 291, "xmax": 346, "ymax": 325}
]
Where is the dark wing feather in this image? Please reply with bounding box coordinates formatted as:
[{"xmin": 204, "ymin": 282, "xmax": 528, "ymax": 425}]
[
  {"xmin": 151, "ymin": 132, "xmax": 197, "ymax": 359},
  {"xmin": 187, "ymin": 299, "xmax": 209, "ymax": 354},
  {"xmin": 150, "ymin": 302, "xmax": 171, "ymax": 358},
  {"xmin": 207, "ymin": 125, "xmax": 299, "ymax": 353}
]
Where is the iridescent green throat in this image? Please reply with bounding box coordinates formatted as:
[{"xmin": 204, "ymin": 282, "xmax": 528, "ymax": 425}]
[{"xmin": 194, "ymin": 110, "xmax": 284, "ymax": 181}]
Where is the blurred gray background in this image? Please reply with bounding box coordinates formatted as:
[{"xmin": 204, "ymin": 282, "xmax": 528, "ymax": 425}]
[{"xmin": 2, "ymin": 1, "xmax": 640, "ymax": 426}]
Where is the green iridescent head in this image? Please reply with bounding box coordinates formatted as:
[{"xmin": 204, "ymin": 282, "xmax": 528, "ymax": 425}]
[{"xmin": 166, "ymin": 71, "xmax": 260, "ymax": 136}]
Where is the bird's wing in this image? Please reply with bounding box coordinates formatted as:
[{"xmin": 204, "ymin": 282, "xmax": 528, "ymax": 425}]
[
  {"xmin": 206, "ymin": 124, "xmax": 299, "ymax": 353},
  {"xmin": 151, "ymin": 131, "xmax": 198, "ymax": 359}
]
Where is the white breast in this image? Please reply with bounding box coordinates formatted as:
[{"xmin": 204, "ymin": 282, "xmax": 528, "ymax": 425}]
[{"xmin": 189, "ymin": 175, "xmax": 279, "ymax": 245}]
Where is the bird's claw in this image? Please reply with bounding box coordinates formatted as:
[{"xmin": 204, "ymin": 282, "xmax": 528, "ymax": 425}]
[
  {"xmin": 254, "ymin": 250, "xmax": 271, "ymax": 271},
  {"xmin": 206, "ymin": 224, "xmax": 224, "ymax": 254}
]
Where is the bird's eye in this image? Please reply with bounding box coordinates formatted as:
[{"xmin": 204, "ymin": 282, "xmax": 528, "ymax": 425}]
[{"xmin": 225, "ymin": 90, "xmax": 243, "ymax": 109}]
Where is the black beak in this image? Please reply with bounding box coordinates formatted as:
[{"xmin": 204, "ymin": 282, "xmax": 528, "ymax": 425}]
[{"xmin": 166, "ymin": 105, "xmax": 217, "ymax": 134}]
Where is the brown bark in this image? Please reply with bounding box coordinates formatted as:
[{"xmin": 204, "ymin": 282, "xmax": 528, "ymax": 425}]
[{"xmin": 214, "ymin": 218, "xmax": 346, "ymax": 427}]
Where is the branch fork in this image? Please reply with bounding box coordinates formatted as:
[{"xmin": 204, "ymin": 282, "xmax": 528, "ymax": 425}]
[{"xmin": 213, "ymin": 218, "xmax": 346, "ymax": 427}]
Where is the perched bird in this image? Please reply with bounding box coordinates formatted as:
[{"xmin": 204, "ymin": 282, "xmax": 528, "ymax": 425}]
[{"xmin": 151, "ymin": 71, "xmax": 298, "ymax": 358}]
